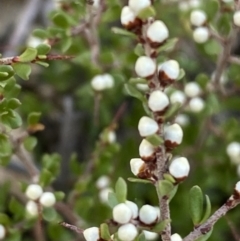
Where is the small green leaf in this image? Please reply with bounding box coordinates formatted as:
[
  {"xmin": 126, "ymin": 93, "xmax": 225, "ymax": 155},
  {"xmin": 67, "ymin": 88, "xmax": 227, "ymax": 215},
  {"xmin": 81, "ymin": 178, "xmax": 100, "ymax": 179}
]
[
  {"xmin": 52, "ymin": 13, "xmax": 69, "ymax": 28},
  {"xmin": 158, "ymin": 38, "xmax": 178, "ymax": 53},
  {"xmin": 138, "ymin": 6, "xmax": 156, "ymax": 20},
  {"xmin": 36, "ymin": 44, "xmax": 51, "ymax": 55},
  {"xmin": 151, "ymin": 219, "xmax": 171, "ymax": 233},
  {"xmin": 164, "ymin": 102, "xmax": 181, "ymax": 120},
  {"xmin": 129, "ymin": 78, "xmax": 147, "ymax": 84},
  {"xmin": 1, "ymin": 110, "xmax": 22, "ymax": 129},
  {"xmin": 169, "ymin": 185, "xmax": 178, "ymax": 202},
  {"xmin": 27, "ymin": 112, "xmax": 41, "ymax": 125},
  {"xmin": 177, "ymin": 69, "xmax": 185, "ymax": 81},
  {"xmin": 163, "ymin": 173, "xmax": 176, "ymax": 184},
  {"xmin": 42, "ymin": 207, "xmax": 58, "ymax": 222},
  {"xmin": 156, "ymin": 180, "xmax": 174, "ymax": 198},
  {"xmin": 0, "ymin": 65, "xmax": 14, "ymax": 81},
  {"xmin": 115, "ymin": 177, "xmax": 127, "ymax": 203},
  {"xmin": 128, "ymin": 177, "xmax": 152, "ymax": 184},
  {"xmin": 33, "ymin": 28, "xmax": 49, "ymax": 39},
  {"xmin": 108, "ymin": 192, "xmax": 119, "ymax": 208},
  {"xmin": 7, "ymin": 98, "xmax": 21, "ymax": 109},
  {"xmin": 39, "ymin": 168, "xmax": 55, "ymax": 187},
  {"xmin": 0, "ymin": 213, "xmax": 10, "ymax": 225},
  {"xmin": 100, "ymin": 223, "xmax": 111, "ymax": 241},
  {"xmin": 18, "ymin": 47, "xmax": 37, "ymax": 62},
  {"xmin": 146, "ymin": 134, "xmax": 163, "ymax": 146},
  {"xmin": 189, "ymin": 186, "xmax": 204, "ymax": 226},
  {"xmin": 195, "ymin": 228, "xmax": 213, "ymax": 241},
  {"xmin": 111, "ymin": 27, "xmax": 136, "ymax": 38},
  {"xmin": 200, "ymin": 195, "xmax": 212, "ymax": 224},
  {"xmin": 134, "ymin": 43, "xmax": 145, "ymax": 56},
  {"xmin": 23, "ymin": 136, "xmax": 37, "ymax": 151},
  {"xmin": 137, "ymin": 232, "xmax": 146, "ymax": 241},
  {"xmin": 124, "ymin": 83, "xmax": 144, "ymax": 101},
  {"xmin": 13, "ymin": 63, "xmax": 31, "ymax": 80},
  {"xmin": 36, "ymin": 61, "xmax": 49, "ymax": 67},
  {"xmin": 54, "ymin": 191, "xmax": 65, "ymax": 201}
]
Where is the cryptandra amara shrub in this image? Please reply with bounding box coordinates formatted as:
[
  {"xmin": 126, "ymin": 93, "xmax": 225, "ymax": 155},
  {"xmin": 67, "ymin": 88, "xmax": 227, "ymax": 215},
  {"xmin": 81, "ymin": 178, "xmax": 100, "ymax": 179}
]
[{"xmin": 1, "ymin": 0, "xmax": 240, "ymax": 241}]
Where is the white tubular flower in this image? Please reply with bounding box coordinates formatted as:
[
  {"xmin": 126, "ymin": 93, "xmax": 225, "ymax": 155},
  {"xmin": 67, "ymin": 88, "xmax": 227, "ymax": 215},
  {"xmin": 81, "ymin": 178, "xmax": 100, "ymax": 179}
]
[
  {"xmin": 193, "ymin": 27, "xmax": 209, "ymax": 43},
  {"xmin": 171, "ymin": 233, "xmax": 182, "ymax": 241},
  {"xmin": 83, "ymin": 227, "xmax": 100, "ymax": 241},
  {"xmin": 102, "ymin": 74, "xmax": 114, "ymax": 89},
  {"xmin": 118, "ymin": 223, "xmax": 138, "ymax": 241},
  {"xmin": 121, "ymin": 6, "xmax": 137, "ymax": 27},
  {"xmin": 128, "ymin": 0, "xmax": 152, "ymax": 15},
  {"xmin": 130, "ymin": 158, "xmax": 145, "ymax": 176},
  {"xmin": 39, "ymin": 192, "xmax": 56, "ymax": 207},
  {"xmin": 233, "ymin": 11, "xmax": 240, "ymax": 27},
  {"xmin": 226, "ymin": 142, "xmax": 240, "ymax": 159},
  {"xmin": 25, "ymin": 184, "xmax": 43, "ymax": 201},
  {"xmin": 96, "ymin": 175, "xmax": 110, "ymax": 189},
  {"xmin": 189, "ymin": 97, "xmax": 205, "ymax": 112},
  {"xmin": 169, "ymin": 157, "xmax": 190, "ymax": 179},
  {"xmin": 164, "ymin": 123, "xmax": 183, "ymax": 148},
  {"xmin": 113, "ymin": 203, "xmax": 132, "ymax": 224},
  {"xmin": 26, "ymin": 200, "xmax": 38, "ymax": 216},
  {"xmin": 170, "ymin": 90, "xmax": 186, "ymax": 106},
  {"xmin": 147, "ymin": 20, "xmax": 169, "ymax": 47},
  {"xmin": 143, "ymin": 230, "xmax": 158, "ymax": 240},
  {"xmin": 139, "ymin": 205, "xmax": 159, "ymax": 225},
  {"xmin": 175, "ymin": 114, "xmax": 189, "ymax": 127},
  {"xmin": 0, "ymin": 225, "xmax": 6, "ymax": 240},
  {"xmin": 158, "ymin": 60, "xmax": 180, "ymax": 85},
  {"xmin": 138, "ymin": 116, "xmax": 159, "ymax": 137},
  {"xmin": 190, "ymin": 10, "xmax": 207, "ymax": 26},
  {"xmin": 135, "ymin": 56, "xmax": 156, "ymax": 78},
  {"xmin": 184, "ymin": 82, "xmax": 201, "ymax": 98},
  {"xmin": 148, "ymin": 90, "xmax": 169, "ymax": 112},
  {"xmin": 91, "ymin": 75, "xmax": 106, "ymax": 91},
  {"xmin": 125, "ymin": 200, "xmax": 138, "ymax": 219},
  {"xmin": 139, "ymin": 139, "xmax": 155, "ymax": 160},
  {"xmin": 99, "ymin": 188, "xmax": 113, "ymax": 203}
]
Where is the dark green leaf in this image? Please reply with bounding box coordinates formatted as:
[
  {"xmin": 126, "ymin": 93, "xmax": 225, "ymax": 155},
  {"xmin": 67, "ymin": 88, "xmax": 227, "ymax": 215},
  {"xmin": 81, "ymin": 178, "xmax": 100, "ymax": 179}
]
[
  {"xmin": 7, "ymin": 98, "xmax": 21, "ymax": 109},
  {"xmin": 0, "ymin": 65, "xmax": 14, "ymax": 81},
  {"xmin": 13, "ymin": 63, "xmax": 31, "ymax": 80},
  {"xmin": 200, "ymin": 195, "xmax": 212, "ymax": 224},
  {"xmin": 18, "ymin": 47, "xmax": 37, "ymax": 62},
  {"xmin": 1, "ymin": 110, "xmax": 22, "ymax": 129},
  {"xmin": 52, "ymin": 13, "xmax": 69, "ymax": 28}
]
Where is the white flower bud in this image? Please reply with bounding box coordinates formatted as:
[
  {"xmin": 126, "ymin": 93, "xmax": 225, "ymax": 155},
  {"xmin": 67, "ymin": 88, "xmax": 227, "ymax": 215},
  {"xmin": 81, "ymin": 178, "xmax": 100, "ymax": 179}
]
[
  {"xmin": 234, "ymin": 181, "xmax": 240, "ymax": 195},
  {"xmin": 139, "ymin": 205, "xmax": 159, "ymax": 224},
  {"xmin": 118, "ymin": 223, "xmax": 138, "ymax": 241},
  {"xmin": 113, "ymin": 203, "xmax": 132, "ymax": 224},
  {"xmin": 147, "ymin": 20, "xmax": 169, "ymax": 46},
  {"xmin": 234, "ymin": 11, "xmax": 240, "ymax": 27},
  {"xmin": 39, "ymin": 192, "xmax": 56, "ymax": 207},
  {"xmin": 143, "ymin": 230, "xmax": 158, "ymax": 240},
  {"xmin": 175, "ymin": 114, "xmax": 189, "ymax": 127},
  {"xmin": 135, "ymin": 56, "xmax": 156, "ymax": 78},
  {"xmin": 91, "ymin": 75, "xmax": 106, "ymax": 91},
  {"xmin": 96, "ymin": 175, "xmax": 110, "ymax": 189},
  {"xmin": 92, "ymin": 0, "xmax": 100, "ymax": 9},
  {"xmin": 184, "ymin": 82, "xmax": 201, "ymax": 98},
  {"xmin": 170, "ymin": 90, "xmax": 186, "ymax": 106},
  {"xmin": 25, "ymin": 184, "xmax": 43, "ymax": 201},
  {"xmin": 130, "ymin": 158, "xmax": 145, "ymax": 176},
  {"xmin": 193, "ymin": 27, "xmax": 209, "ymax": 43},
  {"xmin": 190, "ymin": 10, "xmax": 207, "ymax": 26},
  {"xmin": 102, "ymin": 74, "xmax": 114, "ymax": 89},
  {"xmin": 139, "ymin": 139, "xmax": 155, "ymax": 160},
  {"xmin": 83, "ymin": 227, "xmax": 100, "ymax": 241},
  {"xmin": 148, "ymin": 90, "xmax": 169, "ymax": 112},
  {"xmin": 171, "ymin": 233, "xmax": 182, "ymax": 241},
  {"xmin": 169, "ymin": 157, "xmax": 190, "ymax": 179},
  {"xmin": 121, "ymin": 6, "xmax": 137, "ymax": 27},
  {"xmin": 164, "ymin": 123, "xmax": 183, "ymax": 148},
  {"xmin": 138, "ymin": 116, "xmax": 158, "ymax": 137},
  {"xmin": 226, "ymin": 142, "xmax": 240, "ymax": 158},
  {"xmin": 189, "ymin": 0, "xmax": 201, "ymax": 8},
  {"xmin": 125, "ymin": 200, "xmax": 138, "ymax": 219},
  {"xmin": 128, "ymin": 0, "xmax": 152, "ymax": 15},
  {"xmin": 108, "ymin": 131, "xmax": 116, "ymax": 143},
  {"xmin": 99, "ymin": 188, "xmax": 113, "ymax": 203},
  {"xmin": 189, "ymin": 97, "xmax": 205, "ymax": 112},
  {"xmin": 26, "ymin": 200, "xmax": 38, "ymax": 216},
  {"xmin": 0, "ymin": 225, "xmax": 6, "ymax": 240},
  {"xmin": 158, "ymin": 60, "xmax": 180, "ymax": 85},
  {"xmin": 27, "ymin": 36, "xmax": 43, "ymax": 48}
]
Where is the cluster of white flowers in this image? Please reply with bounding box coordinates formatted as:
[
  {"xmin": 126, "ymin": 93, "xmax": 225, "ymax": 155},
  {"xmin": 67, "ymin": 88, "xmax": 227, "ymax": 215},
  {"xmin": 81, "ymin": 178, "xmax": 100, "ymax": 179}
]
[
  {"xmin": 189, "ymin": 9, "xmax": 209, "ymax": 43},
  {"xmin": 95, "ymin": 175, "xmax": 113, "ymax": 203},
  {"xmin": 91, "ymin": 74, "xmax": 114, "ymax": 91},
  {"xmin": 83, "ymin": 202, "xmax": 160, "ymax": 241},
  {"xmin": 25, "ymin": 184, "xmax": 56, "ymax": 216}
]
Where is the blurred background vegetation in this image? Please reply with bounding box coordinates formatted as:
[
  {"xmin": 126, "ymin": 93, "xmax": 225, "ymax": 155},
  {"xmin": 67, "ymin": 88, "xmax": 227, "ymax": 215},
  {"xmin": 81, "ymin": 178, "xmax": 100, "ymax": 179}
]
[{"xmin": 0, "ymin": 0, "xmax": 240, "ymax": 240}]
